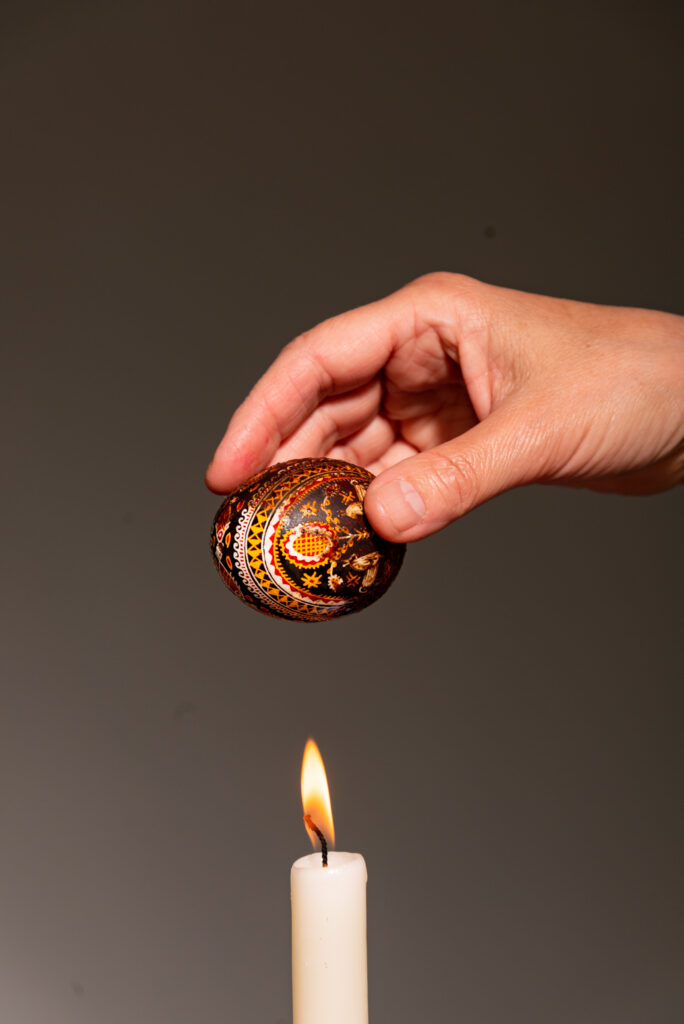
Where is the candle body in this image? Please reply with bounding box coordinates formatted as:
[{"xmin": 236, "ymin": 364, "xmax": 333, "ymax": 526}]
[{"xmin": 291, "ymin": 851, "xmax": 368, "ymax": 1024}]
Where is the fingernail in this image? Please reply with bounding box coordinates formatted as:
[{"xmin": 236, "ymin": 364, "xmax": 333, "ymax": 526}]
[{"xmin": 372, "ymin": 477, "xmax": 426, "ymax": 534}]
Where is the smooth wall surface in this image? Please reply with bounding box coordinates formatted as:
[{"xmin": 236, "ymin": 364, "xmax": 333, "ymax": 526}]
[{"xmin": 2, "ymin": 2, "xmax": 682, "ymax": 1022}]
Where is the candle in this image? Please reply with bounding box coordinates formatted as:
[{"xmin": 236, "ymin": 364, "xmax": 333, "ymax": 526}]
[{"xmin": 291, "ymin": 739, "xmax": 368, "ymax": 1024}]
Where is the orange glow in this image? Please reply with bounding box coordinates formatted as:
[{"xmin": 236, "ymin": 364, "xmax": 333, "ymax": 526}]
[{"xmin": 301, "ymin": 738, "xmax": 335, "ymax": 848}]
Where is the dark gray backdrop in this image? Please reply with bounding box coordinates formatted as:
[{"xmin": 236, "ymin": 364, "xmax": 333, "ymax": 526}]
[{"xmin": 2, "ymin": 2, "xmax": 682, "ymax": 1022}]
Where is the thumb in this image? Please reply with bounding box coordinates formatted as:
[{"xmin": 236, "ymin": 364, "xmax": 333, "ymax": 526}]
[{"xmin": 365, "ymin": 403, "xmax": 551, "ymax": 542}]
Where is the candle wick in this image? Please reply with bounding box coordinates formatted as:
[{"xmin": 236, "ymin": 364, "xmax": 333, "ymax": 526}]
[{"xmin": 303, "ymin": 814, "xmax": 328, "ymax": 867}]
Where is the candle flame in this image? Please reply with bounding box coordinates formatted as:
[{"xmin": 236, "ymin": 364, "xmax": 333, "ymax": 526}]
[{"xmin": 301, "ymin": 738, "xmax": 335, "ymax": 849}]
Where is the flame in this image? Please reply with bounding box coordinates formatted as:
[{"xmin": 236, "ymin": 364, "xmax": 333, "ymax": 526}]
[{"xmin": 301, "ymin": 738, "xmax": 335, "ymax": 848}]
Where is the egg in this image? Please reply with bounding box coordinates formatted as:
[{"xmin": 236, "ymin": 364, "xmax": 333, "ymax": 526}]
[{"xmin": 210, "ymin": 458, "xmax": 405, "ymax": 621}]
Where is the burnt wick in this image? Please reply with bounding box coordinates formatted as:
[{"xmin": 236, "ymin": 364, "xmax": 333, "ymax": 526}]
[{"xmin": 303, "ymin": 814, "xmax": 328, "ymax": 867}]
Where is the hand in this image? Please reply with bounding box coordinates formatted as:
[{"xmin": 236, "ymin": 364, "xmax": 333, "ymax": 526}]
[{"xmin": 205, "ymin": 274, "xmax": 684, "ymax": 542}]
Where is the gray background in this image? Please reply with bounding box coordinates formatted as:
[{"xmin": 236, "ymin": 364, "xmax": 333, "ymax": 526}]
[{"xmin": 2, "ymin": 1, "xmax": 682, "ymax": 1022}]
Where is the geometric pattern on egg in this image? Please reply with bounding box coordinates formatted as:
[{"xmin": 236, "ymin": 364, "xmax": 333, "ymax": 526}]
[{"xmin": 210, "ymin": 457, "xmax": 406, "ymax": 622}]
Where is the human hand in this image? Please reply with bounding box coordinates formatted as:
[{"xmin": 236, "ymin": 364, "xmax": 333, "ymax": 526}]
[{"xmin": 205, "ymin": 274, "xmax": 684, "ymax": 542}]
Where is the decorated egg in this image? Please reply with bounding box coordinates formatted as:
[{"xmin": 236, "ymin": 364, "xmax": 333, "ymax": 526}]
[{"xmin": 210, "ymin": 457, "xmax": 405, "ymax": 622}]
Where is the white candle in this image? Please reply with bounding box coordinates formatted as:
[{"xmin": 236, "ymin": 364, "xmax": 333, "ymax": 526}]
[
  {"xmin": 293, "ymin": 739, "xmax": 369, "ymax": 1024},
  {"xmin": 291, "ymin": 851, "xmax": 368, "ymax": 1024}
]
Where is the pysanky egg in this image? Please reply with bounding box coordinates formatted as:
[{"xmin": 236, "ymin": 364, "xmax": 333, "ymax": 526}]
[{"xmin": 210, "ymin": 457, "xmax": 405, "ymax": 622}]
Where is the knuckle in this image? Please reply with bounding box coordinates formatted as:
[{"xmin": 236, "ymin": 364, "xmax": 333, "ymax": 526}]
[
  {"xmin": 409, "ymin": 270, "xmax": 456, "ymax": 295},
  {"xmin": 317, "ymin": 406, "xmax": 339, "ymax": 447},
  {"xmin": 409, "ymin": 270, "xmax": 480, "ymax": 300},
  {"xmin": 405, "ymin": 273, "xmax": 488, "ymax": 346},
  {"xmin": 287, "ymin": 329, "xmax": 314, "ymax": 353},
  {"xmin": 283, "ymin": 331, "xmax": 333, "ymax": 398},
  {"xmin": 427, "ymin": 448, "xmax": 481, "ymax": 516},
  {"xmin": 339, "ymin": 441, "xmax": 360, "ymax": 463}
]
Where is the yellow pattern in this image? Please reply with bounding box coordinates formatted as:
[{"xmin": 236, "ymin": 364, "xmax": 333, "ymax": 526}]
[{"xmin": 244, "ymin": 509, "xmax": 323, "ymax": 616}]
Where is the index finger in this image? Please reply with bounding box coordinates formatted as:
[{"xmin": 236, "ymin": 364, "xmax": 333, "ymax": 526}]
[{"xmin": 205, "ymin": 287, "xmax": 413, "ymax": 493}]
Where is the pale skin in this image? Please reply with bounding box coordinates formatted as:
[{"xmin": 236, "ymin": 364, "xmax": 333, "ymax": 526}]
[{"xmin": 205, "ymin": 274, "xmax": 684, "ymax": 543}]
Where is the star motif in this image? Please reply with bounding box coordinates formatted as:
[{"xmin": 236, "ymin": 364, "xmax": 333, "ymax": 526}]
[{"xmin": 301, "ymin": 571, "xmax": 322, "ymax": 588}]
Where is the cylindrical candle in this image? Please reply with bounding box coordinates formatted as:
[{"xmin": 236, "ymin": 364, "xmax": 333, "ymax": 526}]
[{"xmin": 291, "ymin": 851, "xmax": 368, "ymax": 1024}]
